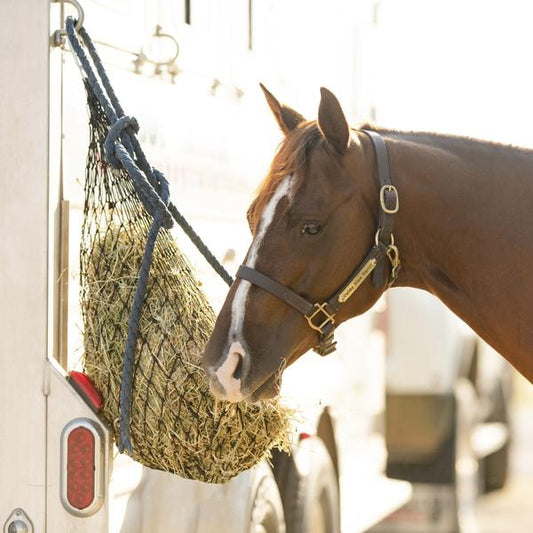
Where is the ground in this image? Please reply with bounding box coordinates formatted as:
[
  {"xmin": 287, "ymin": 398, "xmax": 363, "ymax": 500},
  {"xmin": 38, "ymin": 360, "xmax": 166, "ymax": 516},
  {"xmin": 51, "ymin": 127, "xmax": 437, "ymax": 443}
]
[{"xmin": 471, "ymin": 374, "xmax": 533, "ymax": 533}]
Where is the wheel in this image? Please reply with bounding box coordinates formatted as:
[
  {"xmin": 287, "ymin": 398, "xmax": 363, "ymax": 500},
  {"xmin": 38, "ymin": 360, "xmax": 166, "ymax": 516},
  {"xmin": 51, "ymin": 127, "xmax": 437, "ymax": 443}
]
[
  {"xmin": 483, "ymin": 382, "xmax": 511, "ymax": 492},
  {"xmin": 248, "ymin": 462, "xmax": 286, "ymax": 533},
  {"xmin": 484, "ymin": 439, "xmax": 510, "ymax": 492},
  {"xmin": 455, "ymin": 378, "xmax": 479, "ymax": 529},
  {"xmin": 278, "ymin": 437, "xmax": 340, "ymax": 533}
]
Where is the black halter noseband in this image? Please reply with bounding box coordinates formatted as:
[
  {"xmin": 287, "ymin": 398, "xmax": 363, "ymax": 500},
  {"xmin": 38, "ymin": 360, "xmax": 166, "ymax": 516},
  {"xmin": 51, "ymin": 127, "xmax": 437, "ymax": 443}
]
[{"xmin": 236, "ymin": 130, "xmax": 400, "ymax": 356}]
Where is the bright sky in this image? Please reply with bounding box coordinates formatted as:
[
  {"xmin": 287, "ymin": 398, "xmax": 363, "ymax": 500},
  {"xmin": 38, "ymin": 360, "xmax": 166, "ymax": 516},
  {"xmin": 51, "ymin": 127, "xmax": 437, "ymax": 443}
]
[{"xmin": 373, "ymin": 0, "xmax": 533, "ymax": 147}]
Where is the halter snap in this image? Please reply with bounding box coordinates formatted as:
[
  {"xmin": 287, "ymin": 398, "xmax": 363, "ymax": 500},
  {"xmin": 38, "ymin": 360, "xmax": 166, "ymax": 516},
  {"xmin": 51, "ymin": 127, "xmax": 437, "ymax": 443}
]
[{"xmin": 386, "ymin": 244, "xmax": 401, "ymax": 284}]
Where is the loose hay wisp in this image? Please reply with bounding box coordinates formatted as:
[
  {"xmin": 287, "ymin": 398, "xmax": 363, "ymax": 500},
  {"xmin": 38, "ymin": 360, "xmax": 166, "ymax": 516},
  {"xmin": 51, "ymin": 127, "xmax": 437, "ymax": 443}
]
[{"xmin": 80, "ymin": 87, "xmax": 292, "ymax": 484}]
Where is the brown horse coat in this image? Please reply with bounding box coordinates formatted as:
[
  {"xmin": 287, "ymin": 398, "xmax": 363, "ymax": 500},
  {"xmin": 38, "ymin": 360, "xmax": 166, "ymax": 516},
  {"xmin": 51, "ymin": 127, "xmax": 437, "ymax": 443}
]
[{"xmin": 203, "ymin": 86, "xmax": 533, "ymax": 402}]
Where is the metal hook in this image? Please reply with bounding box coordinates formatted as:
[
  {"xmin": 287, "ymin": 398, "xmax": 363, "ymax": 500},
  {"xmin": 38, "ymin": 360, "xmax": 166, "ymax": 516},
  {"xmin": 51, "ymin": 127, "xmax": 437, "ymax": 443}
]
[
  {"xmin": 51, "ymin": 0, "xmax": 85, "ymax": 47},
  {"xmin": 135, "ymin": 25, "xmax": 180, "ymax": 79},
  {"xmin": 129, "ymin": 25, "xmax": 181, "ymax": 81},
  {"xmin": 152, "ymin": 25, "xmax": 180, "ymax": 65}
]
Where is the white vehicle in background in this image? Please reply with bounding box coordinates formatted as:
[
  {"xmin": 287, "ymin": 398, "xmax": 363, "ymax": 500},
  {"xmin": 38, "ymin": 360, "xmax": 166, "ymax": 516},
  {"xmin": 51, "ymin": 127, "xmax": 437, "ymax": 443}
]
[
  {"xmin": 2, "ymin": 1, "xmax": 410, "ymax": 532},
  {"xmin": 371, "ymin": 289, "xmax": 511, "ymax": 533}
]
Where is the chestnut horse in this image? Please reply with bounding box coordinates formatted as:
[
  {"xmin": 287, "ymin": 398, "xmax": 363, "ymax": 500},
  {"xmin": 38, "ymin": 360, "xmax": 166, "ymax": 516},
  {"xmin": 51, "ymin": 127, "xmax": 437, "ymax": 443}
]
[{"xmin": 203, "ymin": 84, "xmax": 533, "ymax": 403}]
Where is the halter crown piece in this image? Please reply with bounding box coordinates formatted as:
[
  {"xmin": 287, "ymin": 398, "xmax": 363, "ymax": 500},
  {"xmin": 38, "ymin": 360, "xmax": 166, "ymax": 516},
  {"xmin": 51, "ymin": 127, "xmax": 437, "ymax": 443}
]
[{"xmin": 236, "ymin": 130, "xmax": 400, "ymax": 356}]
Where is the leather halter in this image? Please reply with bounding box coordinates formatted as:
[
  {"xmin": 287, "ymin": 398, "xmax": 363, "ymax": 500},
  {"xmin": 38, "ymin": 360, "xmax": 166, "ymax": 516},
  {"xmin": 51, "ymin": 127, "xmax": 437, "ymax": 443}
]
[{"xmin": 236, "ymin": 130, "xmax": 400, "ymax": 356}]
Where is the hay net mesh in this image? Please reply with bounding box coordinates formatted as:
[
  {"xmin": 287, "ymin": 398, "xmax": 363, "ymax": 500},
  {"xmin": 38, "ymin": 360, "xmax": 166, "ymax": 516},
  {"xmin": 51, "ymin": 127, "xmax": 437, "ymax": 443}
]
[{"xmin": 79, "ymin": 85, "xmax": 291, "ymax": 484}]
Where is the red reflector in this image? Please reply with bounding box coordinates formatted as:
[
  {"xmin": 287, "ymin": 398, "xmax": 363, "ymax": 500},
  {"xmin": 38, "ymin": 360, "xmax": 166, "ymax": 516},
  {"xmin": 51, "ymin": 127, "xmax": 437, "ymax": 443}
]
[
  {"xmin": 69, "ymin": 371, "xmax": 104, "ymax": 411},
  {"xmin": 299, "ymin": 432, "xmax": 313, "ymax": 440},
  {"xmin": 66, "ymin": 427, "xmax": 95, "ymax": 509}
]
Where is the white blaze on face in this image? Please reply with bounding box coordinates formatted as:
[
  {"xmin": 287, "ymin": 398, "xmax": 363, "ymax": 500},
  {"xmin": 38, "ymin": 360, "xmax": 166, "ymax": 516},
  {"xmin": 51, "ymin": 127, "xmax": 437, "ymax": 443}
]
[
  {"xmin": 214, "ymin": 174, "xmax": 295, "ymax": 397},
  {"xmin": 231, "ymin": 174, "xmax": 295, "ymax": 336}
]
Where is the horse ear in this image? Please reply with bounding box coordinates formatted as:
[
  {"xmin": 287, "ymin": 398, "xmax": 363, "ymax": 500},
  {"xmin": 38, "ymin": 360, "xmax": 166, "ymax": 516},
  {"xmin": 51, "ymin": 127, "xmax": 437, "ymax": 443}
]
[
  {"xmin": 260, "ymin": 83, "xmax": 306, "ymax": 134},
  {"xmin": 318, "ymin": 87, "xmax": 350, "ymax": 155}
]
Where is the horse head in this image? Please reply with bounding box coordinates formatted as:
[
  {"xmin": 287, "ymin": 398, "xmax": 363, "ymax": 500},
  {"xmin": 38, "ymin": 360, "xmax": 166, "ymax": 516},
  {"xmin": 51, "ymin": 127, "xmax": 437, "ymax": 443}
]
[{"xmin": 203, "ymin": 86, "xmax": 393, "ymax": 402}]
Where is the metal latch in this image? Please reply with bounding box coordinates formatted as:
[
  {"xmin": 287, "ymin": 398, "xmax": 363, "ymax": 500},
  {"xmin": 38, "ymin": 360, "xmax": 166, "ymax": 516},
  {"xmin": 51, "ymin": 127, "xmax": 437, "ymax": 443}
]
[{"xmin": 3, "ymin": 509, "xmax": 33, "ymax": 533}]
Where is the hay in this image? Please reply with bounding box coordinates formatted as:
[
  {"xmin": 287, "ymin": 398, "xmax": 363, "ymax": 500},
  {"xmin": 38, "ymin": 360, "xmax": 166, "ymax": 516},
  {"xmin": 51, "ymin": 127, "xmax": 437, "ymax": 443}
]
[{"xmin": 79, "ymin": 86, "xmax": 292, "ymax": 484}]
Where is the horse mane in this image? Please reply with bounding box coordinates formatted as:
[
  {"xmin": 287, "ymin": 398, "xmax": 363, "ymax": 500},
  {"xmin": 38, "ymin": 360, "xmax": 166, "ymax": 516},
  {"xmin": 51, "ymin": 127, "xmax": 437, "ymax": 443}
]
[
  {"xmin": 248, "ymin": 121, "xmax": 322, "ymax": 231},
  {"xmin": 359, "ymin": 122, "xmax": 533, "ymax": 156},
  {"xmin": 248, "ymin": 120, "xmax": 533, "ymax": 232}
]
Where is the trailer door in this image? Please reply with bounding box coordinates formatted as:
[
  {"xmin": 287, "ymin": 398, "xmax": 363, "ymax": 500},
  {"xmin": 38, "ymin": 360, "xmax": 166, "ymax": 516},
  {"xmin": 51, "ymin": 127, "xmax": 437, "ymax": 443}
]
[{"xmin": 0, "ymin": 1, "xmax": 50, "ymax": 529}]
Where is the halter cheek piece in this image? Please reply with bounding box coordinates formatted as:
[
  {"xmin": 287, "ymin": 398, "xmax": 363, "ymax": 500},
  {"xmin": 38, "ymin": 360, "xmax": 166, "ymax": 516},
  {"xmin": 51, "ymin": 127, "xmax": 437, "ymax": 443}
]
[{"xmin": 236, "ymin": 130, "xmax": 400, "ymax": 356}]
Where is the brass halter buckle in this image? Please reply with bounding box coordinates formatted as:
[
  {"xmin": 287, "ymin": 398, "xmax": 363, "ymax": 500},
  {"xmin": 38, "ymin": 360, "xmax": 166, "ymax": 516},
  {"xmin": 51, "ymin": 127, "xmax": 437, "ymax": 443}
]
[
  {"xmin": 305, "ymin": 303, "xmax": 336, "ymax": 334},
  {"xmin": 380, "ymin": 185, "xmax": 399, "ymax": 214}
]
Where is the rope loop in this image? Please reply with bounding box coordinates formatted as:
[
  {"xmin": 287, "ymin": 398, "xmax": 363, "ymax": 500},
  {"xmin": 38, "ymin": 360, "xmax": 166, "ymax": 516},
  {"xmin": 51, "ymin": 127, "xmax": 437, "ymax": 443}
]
[{"xmin": 104, "ymin": 116, "xmax": 139, "ymax": 168}]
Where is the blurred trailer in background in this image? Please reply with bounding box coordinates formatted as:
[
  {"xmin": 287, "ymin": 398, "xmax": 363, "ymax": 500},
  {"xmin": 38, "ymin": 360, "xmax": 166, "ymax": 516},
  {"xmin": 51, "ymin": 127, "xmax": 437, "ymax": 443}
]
[{"xmin": 371, "ymin": 291, "xmax": 511, "ymax": 533}]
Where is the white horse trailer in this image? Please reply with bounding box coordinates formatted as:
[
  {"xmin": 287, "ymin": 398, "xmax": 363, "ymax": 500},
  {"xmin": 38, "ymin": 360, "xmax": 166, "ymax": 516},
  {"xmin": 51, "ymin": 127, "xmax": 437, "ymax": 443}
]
[{"xmin": 1, "ymin": 1, "xmax": 411, "ymax": 532}]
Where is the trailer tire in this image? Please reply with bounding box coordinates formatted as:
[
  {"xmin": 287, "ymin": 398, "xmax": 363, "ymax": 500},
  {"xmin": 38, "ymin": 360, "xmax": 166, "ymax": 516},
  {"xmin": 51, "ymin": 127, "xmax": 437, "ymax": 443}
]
[
  {"xmin": 483, "ymin": 383, "xmax": 510, "ymax": 492},
  {"xmin": 281, "ymin": 437, "xmax": 340, "ymax": 533},
  {"xmin": 248, "ymin": 462, "xmax": 286, "ymax": 533}
]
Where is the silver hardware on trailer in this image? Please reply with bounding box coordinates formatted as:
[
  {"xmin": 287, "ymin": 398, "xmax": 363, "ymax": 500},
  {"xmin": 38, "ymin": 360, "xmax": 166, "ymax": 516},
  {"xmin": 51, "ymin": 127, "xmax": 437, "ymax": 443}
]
[
  {"xmin": 93, "ymin": 25, "xmax": 181, "ymax": 81},
  {"xmin": 51, "ymin": 0, "xmax": 85, "ymax": 47},
  {"xmin": 3, "ymin": 509, "xmax": 33, "ymax": 533}
]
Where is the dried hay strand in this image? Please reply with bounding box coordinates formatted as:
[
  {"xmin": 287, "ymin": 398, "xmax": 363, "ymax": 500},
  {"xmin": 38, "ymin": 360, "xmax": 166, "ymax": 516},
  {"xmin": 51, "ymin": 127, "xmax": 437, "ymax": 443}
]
[{"xmin": 79, "ymin": 86, "xmax": 292, "ymax": 484}]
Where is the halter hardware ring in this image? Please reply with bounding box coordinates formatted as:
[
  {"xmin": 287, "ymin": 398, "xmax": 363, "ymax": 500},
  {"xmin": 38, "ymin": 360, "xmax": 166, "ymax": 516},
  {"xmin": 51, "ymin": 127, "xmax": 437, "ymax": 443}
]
[
  {"xmin": 305, "ymin": 303, "xmax": 336, "ymax": 334},
  {"xmin": 380, "ymin": 185, "xmax": 399, "ymax": 214},
  {"xmin": 375, "ymin": 229, "xmax": 395, "ymax": 247}
]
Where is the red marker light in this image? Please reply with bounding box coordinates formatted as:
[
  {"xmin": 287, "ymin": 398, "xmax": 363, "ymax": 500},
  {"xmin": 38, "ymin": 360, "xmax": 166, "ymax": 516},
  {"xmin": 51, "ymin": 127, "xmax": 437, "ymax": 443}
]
[
  {"xmin": 69, "ymin": 371, "xmax": 104, "ymax": 411},
  {"xmin": 66, "ymin": 426, "xmax": 95, "ymax": 509},
  {"xmin": 61, "ymin": 419, "xmax": 105, "ymax": 516}
]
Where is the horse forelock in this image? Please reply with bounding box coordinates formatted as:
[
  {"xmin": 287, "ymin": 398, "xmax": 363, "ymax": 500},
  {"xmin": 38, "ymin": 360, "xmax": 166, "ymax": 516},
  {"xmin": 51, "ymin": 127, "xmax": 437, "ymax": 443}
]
[{"xmin": 247, "ymin": 121, "xmax": 322, "ymax": 232}]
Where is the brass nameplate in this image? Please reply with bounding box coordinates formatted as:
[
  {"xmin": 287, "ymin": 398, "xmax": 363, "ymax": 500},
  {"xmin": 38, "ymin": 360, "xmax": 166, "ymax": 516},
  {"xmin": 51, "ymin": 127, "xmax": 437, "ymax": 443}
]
[{"xmin": 338, "ymin": 259, "xmax": 377, "ymax": 303}]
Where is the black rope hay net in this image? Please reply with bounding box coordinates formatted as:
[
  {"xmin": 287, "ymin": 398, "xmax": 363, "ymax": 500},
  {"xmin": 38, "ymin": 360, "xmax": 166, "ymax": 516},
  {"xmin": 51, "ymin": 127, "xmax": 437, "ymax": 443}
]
[{"xmin": 79, "ymin": 85, "xmax": 292, "ymax": 484}]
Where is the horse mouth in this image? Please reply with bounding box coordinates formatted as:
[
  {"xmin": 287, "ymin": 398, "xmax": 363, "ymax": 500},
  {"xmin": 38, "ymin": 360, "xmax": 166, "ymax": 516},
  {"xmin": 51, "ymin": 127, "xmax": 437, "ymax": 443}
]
[
  {"xmin": 247, "ymin": 372, "xmax": 282, "ymax": 402},
  {"xmin": 244, "ymin": 347, "xmax": 304, "ymax": 402}
]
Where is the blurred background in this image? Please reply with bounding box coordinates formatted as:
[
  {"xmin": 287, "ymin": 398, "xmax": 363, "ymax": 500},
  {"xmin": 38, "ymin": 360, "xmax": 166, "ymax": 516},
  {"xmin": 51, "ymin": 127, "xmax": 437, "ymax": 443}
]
[{"xmin": 475, "ymin": 373, "xmax": 533, "ymax": 533}]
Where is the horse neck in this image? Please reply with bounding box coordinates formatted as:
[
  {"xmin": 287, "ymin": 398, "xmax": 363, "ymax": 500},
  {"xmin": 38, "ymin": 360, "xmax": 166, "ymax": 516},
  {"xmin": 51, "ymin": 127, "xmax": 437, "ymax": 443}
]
[
  {"xmin": 388, "ymin": 132, "xmax": 532, "ymax": 288},
  {"xmin": 387, "ymin": 131, "xmax": 533, "ymax": 377}
]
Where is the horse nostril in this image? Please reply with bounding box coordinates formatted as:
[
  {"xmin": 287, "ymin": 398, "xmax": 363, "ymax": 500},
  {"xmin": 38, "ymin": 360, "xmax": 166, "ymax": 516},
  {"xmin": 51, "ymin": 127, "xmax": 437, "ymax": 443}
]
[{"xmin": 232, "ymin": 353, "xmax": 244, "ymax": 380}]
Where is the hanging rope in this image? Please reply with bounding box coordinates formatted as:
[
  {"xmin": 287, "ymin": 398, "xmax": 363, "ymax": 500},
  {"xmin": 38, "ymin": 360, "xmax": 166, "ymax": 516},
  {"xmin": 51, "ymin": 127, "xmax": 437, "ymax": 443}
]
[{"xmin": 65, "ymin": 17, "xmax": 233, "ymax": 452}]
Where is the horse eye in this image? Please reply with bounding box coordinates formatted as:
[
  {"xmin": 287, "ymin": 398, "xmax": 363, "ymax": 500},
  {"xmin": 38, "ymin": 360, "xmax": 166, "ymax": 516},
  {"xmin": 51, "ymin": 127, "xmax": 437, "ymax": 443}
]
[{"xmin": 301, "ymin": 223, "xmax": 322, "ymax": 236}]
